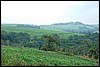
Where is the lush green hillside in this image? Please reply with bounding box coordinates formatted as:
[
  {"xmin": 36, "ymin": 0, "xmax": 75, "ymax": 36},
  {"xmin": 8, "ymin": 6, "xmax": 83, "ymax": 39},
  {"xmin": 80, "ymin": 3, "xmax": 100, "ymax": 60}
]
[
  {"xmin": 1, "ymin": 24, "xmax": 84, "ymax": 39},
  {"xmin": 1, "ymin": 24, "xmax": 99, "ymax": 66},
  {"xmin": 1, "ymin": 45, "xmax": 99, "ymax": 66}
]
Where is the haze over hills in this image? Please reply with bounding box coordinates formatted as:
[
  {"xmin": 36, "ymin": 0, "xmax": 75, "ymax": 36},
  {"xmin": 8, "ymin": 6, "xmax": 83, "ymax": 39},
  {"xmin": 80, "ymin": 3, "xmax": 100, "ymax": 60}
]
[
  {"xmin": 40, "ymin": 22, "xmax": 99, "ymax": 34},
  {"xmin": 1, "ymin": 21, "xmax": 99, "ymax": 25}
]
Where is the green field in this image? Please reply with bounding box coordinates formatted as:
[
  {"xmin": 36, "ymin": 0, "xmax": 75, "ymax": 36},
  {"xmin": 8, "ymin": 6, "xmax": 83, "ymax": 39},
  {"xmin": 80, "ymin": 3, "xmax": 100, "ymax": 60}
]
[
  {"xmin": 1, "ymin": 24, "xmax": 84, "ymax": 39},
  {"xmin": 1, "ymin": 45, "xmax": 99, "ymax": 66}
]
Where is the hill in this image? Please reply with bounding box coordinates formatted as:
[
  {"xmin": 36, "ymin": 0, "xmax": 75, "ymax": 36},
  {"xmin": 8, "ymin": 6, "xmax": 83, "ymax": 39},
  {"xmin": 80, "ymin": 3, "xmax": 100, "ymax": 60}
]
[
  {"xmin": 1, "ymin": 45, "xmax": 99, "ymax": 66},
  {"xmin": 40, "ymin": 22, "xmax": 99, "ymax": 34}
]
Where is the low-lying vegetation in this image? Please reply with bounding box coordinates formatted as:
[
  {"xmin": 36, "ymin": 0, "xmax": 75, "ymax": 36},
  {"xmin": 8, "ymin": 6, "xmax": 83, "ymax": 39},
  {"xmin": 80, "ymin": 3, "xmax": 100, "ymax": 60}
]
[{"xmin": 1, "ymin": 45, "xmax": 99, "ymax": 66}]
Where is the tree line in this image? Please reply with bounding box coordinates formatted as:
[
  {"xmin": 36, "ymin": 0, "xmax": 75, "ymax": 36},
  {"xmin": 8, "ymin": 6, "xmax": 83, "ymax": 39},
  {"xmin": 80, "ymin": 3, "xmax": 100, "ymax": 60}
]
[{"xmin": 17, "ymin": 24, "xmax": 40, "ymax": 29}]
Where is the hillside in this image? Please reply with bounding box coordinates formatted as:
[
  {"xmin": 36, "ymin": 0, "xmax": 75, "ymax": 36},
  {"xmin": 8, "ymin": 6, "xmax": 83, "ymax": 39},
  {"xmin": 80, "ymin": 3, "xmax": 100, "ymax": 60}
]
[
  {"xmin": 1, "ymin": 45, "xmax": 99, "ymax": 66},
  {"xmin": 40, "ymin": 22, "xmax": 99, "ymax": 34},
  {"xmin": 1, "ymin": 24, "xmax": 84, "ymax": 39}
]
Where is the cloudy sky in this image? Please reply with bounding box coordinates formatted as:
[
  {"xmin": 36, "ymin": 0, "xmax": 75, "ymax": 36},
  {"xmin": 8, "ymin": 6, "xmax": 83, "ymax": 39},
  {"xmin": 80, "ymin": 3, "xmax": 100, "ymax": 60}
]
[{"xmin": 1, "ymin": 1, "xmax": 99, "ymax": 25}]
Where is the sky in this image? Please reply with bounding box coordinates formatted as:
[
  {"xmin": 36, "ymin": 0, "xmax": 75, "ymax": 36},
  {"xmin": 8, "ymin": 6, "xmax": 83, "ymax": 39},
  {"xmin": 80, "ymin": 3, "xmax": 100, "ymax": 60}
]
[{"xmin": 1, "ymin": 1, "xmax": 99, "ymax": 25}]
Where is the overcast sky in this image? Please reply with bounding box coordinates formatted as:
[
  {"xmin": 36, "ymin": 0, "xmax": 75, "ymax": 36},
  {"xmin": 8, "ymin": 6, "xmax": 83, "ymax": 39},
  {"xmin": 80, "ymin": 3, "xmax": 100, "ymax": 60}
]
[{"xmin": 1, "ymin": 1, "xmax": 99, "ymax": 25}]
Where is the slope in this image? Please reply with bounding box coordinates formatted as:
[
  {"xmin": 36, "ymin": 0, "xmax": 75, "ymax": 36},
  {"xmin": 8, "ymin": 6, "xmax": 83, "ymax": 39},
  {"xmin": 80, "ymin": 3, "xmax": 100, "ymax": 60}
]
[{"xmin": 1, "ymin": 45, "xmax": 99, "ymax": 66}]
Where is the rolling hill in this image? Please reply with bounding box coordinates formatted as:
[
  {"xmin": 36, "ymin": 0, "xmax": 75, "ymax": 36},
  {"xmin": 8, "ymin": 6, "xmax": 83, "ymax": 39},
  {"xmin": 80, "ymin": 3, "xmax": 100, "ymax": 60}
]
[
  {"xmin": 1, "ymin": 24, "xmax": 99, "ymax": 66},
  {"xmin": 40, "ymin": 22, "xmax": 99, "ymax": 34}
]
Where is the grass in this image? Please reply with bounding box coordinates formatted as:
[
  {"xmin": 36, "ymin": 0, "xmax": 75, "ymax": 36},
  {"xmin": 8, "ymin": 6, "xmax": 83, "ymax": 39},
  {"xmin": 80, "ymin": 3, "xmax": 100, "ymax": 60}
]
[{"xmin": 1, "ymin": 45, "xmax": 99, "ymax": 66}]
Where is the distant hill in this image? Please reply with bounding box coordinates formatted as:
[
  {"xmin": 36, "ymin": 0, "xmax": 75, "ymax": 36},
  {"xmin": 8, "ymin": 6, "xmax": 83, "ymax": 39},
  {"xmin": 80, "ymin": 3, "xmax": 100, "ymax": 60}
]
[{"xmin": 40, "ymin": 22, "xmax": 99, "ymax": 34}]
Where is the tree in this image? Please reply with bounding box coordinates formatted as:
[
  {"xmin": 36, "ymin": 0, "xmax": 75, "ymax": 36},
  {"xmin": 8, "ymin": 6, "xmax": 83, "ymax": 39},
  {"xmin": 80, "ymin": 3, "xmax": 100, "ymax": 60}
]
[
  {"xmin": 52, "ymin": 34, "xmax": 60, "ymax": 46},
  {"xmin": 41, "ymin": 34, "xmax": 61, "ymax": 51},
  {"xmin": 6, "ymin": 40, "xmax": 10, "ymax": 46}
]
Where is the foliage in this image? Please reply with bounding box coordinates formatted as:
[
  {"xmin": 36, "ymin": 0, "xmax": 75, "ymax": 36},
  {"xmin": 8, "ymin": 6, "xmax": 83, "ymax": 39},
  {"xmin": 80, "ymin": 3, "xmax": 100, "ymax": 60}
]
[
  {"xmin": 40, "ymin": 34, "xmax": 60, "ymax": 51},
  {"xmin": 65, "ymin": 33, "xmax": 99, "ymax": 59},
  {"xmin": 1, "ymin": 30, "xmax": 30, "ymax": 47}
]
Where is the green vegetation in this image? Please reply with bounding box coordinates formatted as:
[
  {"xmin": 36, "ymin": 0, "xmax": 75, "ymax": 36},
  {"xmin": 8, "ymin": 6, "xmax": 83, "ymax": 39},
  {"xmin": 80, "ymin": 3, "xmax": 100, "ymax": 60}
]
[
  {"xmin": 1, "ymin": 45, "xmax": 99, "ymax": 66},
  {"xmin": 1, "ymin": 24, "xmax": 99, "ymax": 66},
  {"xmin": 64, "ymin": 33, "xmax": 99, "ymax": 59}
]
